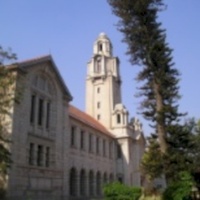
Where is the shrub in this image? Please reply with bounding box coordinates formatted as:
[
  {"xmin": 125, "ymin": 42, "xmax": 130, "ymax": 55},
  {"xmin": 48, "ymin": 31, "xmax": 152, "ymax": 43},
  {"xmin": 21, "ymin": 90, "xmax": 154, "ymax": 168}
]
[
  {"xmin": 103, "ymin": 182, "xmax": 142, "ymax": 200},
  {"xmin": 162, "ymin": 171, "xmax": 193, "ymax": 200}
]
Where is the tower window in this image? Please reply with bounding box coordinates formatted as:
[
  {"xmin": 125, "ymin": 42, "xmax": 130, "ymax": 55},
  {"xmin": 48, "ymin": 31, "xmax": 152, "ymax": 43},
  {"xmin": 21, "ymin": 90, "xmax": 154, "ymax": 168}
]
[
  {"xmin": 96, "ymin": 58, "xmax": 101, "ymax": 73},
  {"xmin": 97, "ymin": 102, "xmax": 100, "ymax": 109},
  {"xmin": 98, "ymin": 43, "xmax": 103, "ymax": 51},
  {"xmin": 97, "ymin": 87, "xmax": 100, "ymax": 93},
  {"xmin": 97, "ymin": 114, "xmax": 100, "ymax": 120},
  {"xmin": 117, "ymin": 114, "xmax": 121, "ymax": 124}
]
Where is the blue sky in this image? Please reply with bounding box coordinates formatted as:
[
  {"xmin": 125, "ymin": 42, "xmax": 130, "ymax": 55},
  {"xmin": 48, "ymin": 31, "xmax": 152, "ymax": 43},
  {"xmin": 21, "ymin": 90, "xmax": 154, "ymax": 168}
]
[{"xmin": 1, "ymin": 0, "xmax": 200, "ymax": 135}]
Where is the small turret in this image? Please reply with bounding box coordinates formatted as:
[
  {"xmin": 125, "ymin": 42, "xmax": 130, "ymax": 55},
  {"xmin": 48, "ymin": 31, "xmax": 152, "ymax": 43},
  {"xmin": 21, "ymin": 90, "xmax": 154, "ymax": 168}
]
[{"xmin": 93, "ymin": 32, "xmax": 113, "ymax": 57}]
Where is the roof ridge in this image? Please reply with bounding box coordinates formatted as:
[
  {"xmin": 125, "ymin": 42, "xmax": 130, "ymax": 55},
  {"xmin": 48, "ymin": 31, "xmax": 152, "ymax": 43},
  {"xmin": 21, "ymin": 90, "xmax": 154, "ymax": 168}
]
[
  {"xmin": 17, "ymin": 54, "xmax": 51, "ymax": 64},
  {"xmin": 69, "ymin": 104, "xmax": 115, "ymax": 138}
]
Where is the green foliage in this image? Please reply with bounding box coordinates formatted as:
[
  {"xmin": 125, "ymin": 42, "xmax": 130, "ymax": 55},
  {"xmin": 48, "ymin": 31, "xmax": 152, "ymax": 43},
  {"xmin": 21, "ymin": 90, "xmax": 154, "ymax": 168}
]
[
  {"xmin": 107, "ymin": 0, "xmax": 189, "ymax": 183},
  {"xmin": 162, "ymin": 171, "xmax": 193, "ymax": 200},
  {"xmin": 0, "ymin": 46, "xmax": 17, "ymax": 197},
  {"xmin": 141, "ymin": 135, "xmax": 163, "ymax": 180},
  {"xmin": 103, "ymin": 182, "xmax": 142, "ymax": 200}
]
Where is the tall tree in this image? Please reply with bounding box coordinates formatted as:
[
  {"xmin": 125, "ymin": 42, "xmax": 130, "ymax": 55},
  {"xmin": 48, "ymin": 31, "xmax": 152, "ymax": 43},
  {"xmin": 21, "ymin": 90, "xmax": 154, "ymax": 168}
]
[
  {"xmin": 0, "ymin": 46, "xmax": 17, "ymax": 195},
  {"xmin": 107, "ymin": 0, "xmax": 184, "ymax": 181}
]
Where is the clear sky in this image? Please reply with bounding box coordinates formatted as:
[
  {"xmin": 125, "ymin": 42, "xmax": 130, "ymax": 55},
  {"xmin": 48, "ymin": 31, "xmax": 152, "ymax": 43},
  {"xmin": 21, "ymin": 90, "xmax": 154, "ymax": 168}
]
[{"xmin": 1, "ymin": 0, "xmax": 200, "ymax": 135}]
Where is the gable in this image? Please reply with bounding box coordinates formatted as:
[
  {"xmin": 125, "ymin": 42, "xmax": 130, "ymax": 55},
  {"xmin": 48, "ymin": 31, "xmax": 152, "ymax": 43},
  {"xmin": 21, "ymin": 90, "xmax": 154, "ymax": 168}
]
[{"xmin": 11, "ymin": 55, "xmax": 73, "ymax": 101}]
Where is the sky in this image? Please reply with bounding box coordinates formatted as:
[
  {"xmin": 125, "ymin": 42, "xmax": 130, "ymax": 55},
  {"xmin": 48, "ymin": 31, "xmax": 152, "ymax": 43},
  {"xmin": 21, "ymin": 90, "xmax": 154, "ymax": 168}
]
[{"xmin": 1, "ymin": 0, "xmax": 200, "ymax": 136}]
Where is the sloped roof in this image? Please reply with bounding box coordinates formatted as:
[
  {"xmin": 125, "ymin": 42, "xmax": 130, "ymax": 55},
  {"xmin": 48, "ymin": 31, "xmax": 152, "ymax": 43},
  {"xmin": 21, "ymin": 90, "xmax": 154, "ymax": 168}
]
[
  {"xmin": 8, "ymin": 55, "xmax": 73, "ymax": 101},
  {"xmin": 69, "ymin": 104, "xmax": 115, "ymax": 138}
]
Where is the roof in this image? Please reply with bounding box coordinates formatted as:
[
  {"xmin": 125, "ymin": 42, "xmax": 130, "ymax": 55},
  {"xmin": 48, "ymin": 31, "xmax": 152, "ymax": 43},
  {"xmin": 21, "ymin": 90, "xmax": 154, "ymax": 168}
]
[
  {"xmin": 69, "ymin": 104, "xmax": 115, "ymax": 138},
  {"xmin": 7, "ymin": 55, "xmax": 73, "ymax": 101}
]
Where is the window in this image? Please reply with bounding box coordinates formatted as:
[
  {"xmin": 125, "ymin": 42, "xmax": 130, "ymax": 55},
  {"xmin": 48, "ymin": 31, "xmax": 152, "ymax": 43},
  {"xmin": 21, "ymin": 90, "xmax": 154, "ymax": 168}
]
[
  {"xmin": 80, "ymin": 130, "xmax": 84, "ymax": 150},
  {"xmin": 103, "ymin": 140, "xmax": 106, "ymax": 157},
  {"xmin": 96, "ymin": 57, "xmax": 101, "ymax": 73},
  {"xmin": 29, "ymin": 143, "xmax": 51, "ymax": 168},
  {"xmin": 69, "ymin": 168, "xmax": 77, "ymax": 196},
  {"xmin": 109, "ymin": 141, "xmax": 112, "ymax": 159},
  {"xmin": 109, "ymin": 173, "xmax": 114, "ymax": 183},
  {"xmin": 46, "ymin": 102, "xmax": 51, "ymax": 129},
  {"xmin": 96, "ymin": 172, "xmax": 101, "ymax": 195},
  {"xmin": 29, "ymin": 143, "xmax": 34, "ymax": 165},
  {"xmin": 103, "ymin": 172, "xmax": 108, "ymax": 184},
  {"xmin": 38, "ymin": 98, "xmax": 44, "ymax": 126},
  {"xmin": 31, "ymin": 74, "xmax": 54, "ymax": 132},
  {"xmin": 117, "ymin": 114, "xmax": 121, "ymax": 124},
  {"xmin": 117, "ymin": 144, "xmax": 122, "ymax": 159},
  {"xmin": 30, "ymin": 95, "xmax": 36, "ymax": 123},
  {"xmin": 45, "ymin": 147, "xmax": 50, "ymax": 167},
  {"xmin": 118, "ymin": 177, "xmax": 123, "ymax": 183},
  {"xmin": 37, "ymin": 145, "xmax": 43, "ymax": 166},
  {"xmin": 99, "ymin": 43, "xmax": 103, "ymax": 51},
  {"xmin": 97, "ymin": 114, "xmax": 100, "ymax": 120},
  {"xmin": 80, "ymin": 169, "xmax": 86, "ymax": 196},
  {"xmin": 97, "ymin": 87, "xmax": 100, "ymax": 93},
  {"xmin": 89, "ymin": 134, "xmax": 92, "ymax": 152},
  {"xmin": 89, "ymin": 170, "xmax": 94, "ymax": 195},
  {"xmin": 96, "ymin": 137, "xmax": 99, "ymax": 154},
  {"xmin": 71, "ymin": 126, "xmax": 76, "ymax": 147},
  {"xmin": 97, "ymin": 102, "xmax": 100, "ymax": 109}
]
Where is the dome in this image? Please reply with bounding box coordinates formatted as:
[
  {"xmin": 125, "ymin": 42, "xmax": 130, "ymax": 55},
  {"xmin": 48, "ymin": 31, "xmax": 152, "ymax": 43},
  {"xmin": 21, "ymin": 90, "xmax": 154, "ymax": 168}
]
[{"xmin": 97, "ymin": 32, "xmax": 110, "ymax": 41}]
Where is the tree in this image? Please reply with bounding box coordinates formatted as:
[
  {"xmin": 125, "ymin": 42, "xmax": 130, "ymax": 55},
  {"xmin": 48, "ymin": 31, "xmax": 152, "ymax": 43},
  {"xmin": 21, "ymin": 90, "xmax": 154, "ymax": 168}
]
[
  {"xmin": 141, "ymin": 134, "xmax": 163, "ymax": 181},
  {"xmin": 0, "ymin": 46, "xmax": 17, "ymax": 196},
  {"xmin": 107, "ymin": 0, "xmax": 184, "ymax": 182}
]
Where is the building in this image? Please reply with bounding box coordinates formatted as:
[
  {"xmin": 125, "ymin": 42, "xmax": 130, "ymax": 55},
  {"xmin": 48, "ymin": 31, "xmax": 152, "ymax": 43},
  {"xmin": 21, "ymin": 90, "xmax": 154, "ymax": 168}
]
[{"xmin": 3, "ymin": 33, "xmax": 145, "ymax": 200}]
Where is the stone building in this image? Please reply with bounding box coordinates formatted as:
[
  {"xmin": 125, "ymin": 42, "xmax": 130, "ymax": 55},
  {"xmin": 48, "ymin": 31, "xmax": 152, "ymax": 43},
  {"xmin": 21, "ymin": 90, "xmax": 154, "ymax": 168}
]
[{"xmin": 4, "ymin": 33, "xmax": 145, "ymax": 200}]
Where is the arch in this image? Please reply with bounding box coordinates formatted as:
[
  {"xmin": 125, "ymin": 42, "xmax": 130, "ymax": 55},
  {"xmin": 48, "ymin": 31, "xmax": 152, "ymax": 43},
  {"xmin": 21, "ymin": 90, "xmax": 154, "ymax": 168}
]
[
  {"xmin": 109, "ymin": 173, "xmax": 114, "ymax": 183},
  {"xmin": 98, "ymin": 42, "xmax": 103, "ymax": 52},
  {"xmin": 117, "ymin": 113, "xmax": 121, "ymax": 124},
  {"xmin": 103, "ymin": 172, "xmax": 108, "ymax": 185},
  {"xmin": 96, "ymin": 171, "xmax": 101, "ymax": 195},
  {"xmin": 89, "ymin": 170, "xmax": 94, "ymax": 196},
  {"xmin": 69, "ymin": 167, "xmax": 77, "ymax": 196},
  {"xmin": 80, "ymin": 169, "xmax": 86, "ymax": 196},
  {"xmin": 29, "ymin": 71, "xmax": 57, "ymax": 137},
  {"xmin": 31, "ymin": 71, "xmax": 57, "ymax": 97}
]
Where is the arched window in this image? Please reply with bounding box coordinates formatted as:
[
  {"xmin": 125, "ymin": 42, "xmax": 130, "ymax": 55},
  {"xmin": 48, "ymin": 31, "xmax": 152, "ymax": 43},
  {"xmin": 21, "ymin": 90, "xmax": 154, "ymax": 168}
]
[
  {"xmin": 117, "ymin": 114, "xmax": 121, "ymax": 124},
  {"xmin": 69, "ymin": 167, "xmax": 77, "ymax": 196},
  {"xmin": 89, "ymin": 170, "xmax": 94, "ymax": 196},
  {"xmin": 103, "ymin": 172, "xmax": 107, "ymax": 185},
  {"xmin": 96, "ymin": 57, "xmax": 101, "ymax": 73},
  {"xmin": 96, "ymin": 171, "xmax": 101, "ymax": 195},
  {"xmin": 98, "ymin": 43, "xmax": 103, "ymax": 51},
  {"xmin": 109, "ymin": 173, "xmax": 114, "ymax": 183},
  {"xmin": 80, "ymin": 169, "xmax": 86, "ymax": 196},
  {"xmin": 30, "ymin": 73, "xmax": 55, "ymax": 130}
]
